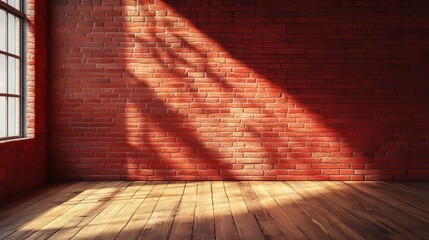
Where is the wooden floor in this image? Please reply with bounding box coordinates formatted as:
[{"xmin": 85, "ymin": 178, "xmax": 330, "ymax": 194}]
[{"xmin": 0, "ymin": 181, "xmax": 428, "ymax": 240}]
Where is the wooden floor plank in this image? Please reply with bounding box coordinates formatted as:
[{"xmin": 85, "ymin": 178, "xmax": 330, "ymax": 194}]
[
  {"xmin": 224, "ymin": 181, "xmax": 265, "ymax": 240},
  {"xmin": 287, "ymin": 181, "xmax": 390, "ymax": 239},
  {"xmin": 250, "ymin": 181, "xmax": 307, "ymax": 239},
  {"xmin": 363, "ymin": 182, "xmax": 429, "ymax": 213},
  {"xmin": 238, "ymin": 181, "xmax": 285, "ymax": 239},
  {"xmin": 212, "ymin": 181, "xmax": 239, "ymax": 240},
  {"xmin": 398, "ymin": 181, "xmax": 429, "ymax": 191},
  {"xmin": 115, "ymin": 182, "xmax": 168, "ymax": 240},
  {"xmin": 137, "ymin": 182, "xmax": 186, "ymax": 240},
  {"xmin": 63, "ymin": 182, "xmax": 132, "ymax": 239},
  {"xmin": 0, "ymin": 183, "xmax": 71, "ymax": 219},
  {"xmin": 320, "ymin": 182, "xmax": 429, "ymax": 238},
  {"xmin": 345, "ymin": 181, "xmax": 429, "ymax": 225},
  {"xmin": 318, "ymin": 181, "xmax": 423, "ymax": 239},
  {"xmin": 192, "ymin": 181, "xmax": 215, "ymax": 240},
  {"xmin": 0, "ymin": 181, "xmax": 428, "ymax": 240},
  {"xmin": 93, "ymin": 181, "xmax": 150, "ymax": 239},
  {"xmin": 0, "ymin": 182, "xmax": 87, "ymax": 230},
  {"xmin": 279, "ymin": 181, "xmax": 363, "ymax": 240},
  {"xmin": 263, "ymin": 181, "xmax": 331, "ymax": 240},
  {"xmin": 47, "ymin": 181, "xmax": 128, "ymax": 240},
  {"xmin": 67, "ymin": 181, "xmax": 134, "ymax": 240},
  {"xmin": 168, "ymin": 181, "xmax": 197, "ymax": 240},
  {"xmin": 0, "ymin": 182, "xmax": 99, "ymax": 239},
  {"xmin": 25, "ymin": 181, "xmax": 113, "ymax": 240}
]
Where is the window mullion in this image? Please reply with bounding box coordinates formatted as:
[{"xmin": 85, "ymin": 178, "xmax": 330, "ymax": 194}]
[{"xmin": 0, "ymin": 50, "xmax": 20, "ymax": 58}]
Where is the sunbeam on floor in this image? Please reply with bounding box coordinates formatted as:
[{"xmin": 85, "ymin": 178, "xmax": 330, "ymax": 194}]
[{"xmin": 0, "ymin": 181, "xmax": 428, "ymax": 239}]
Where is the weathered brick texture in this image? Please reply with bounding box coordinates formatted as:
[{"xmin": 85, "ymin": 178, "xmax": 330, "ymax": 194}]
[
  {"xmin": 0, "ymin": 0, "xmax": 47, "ymax": 199},
  {"xmin": 49, "ymin": 0, "xmax": 429, "ymax": 180}
]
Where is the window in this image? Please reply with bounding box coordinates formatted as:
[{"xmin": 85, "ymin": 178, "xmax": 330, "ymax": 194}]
[{"xmin": 0, "ymin": 0, "xmax": 24, "ymax": 140}]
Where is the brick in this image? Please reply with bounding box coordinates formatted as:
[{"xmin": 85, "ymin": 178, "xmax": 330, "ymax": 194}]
[
  {"xmin": 0, "ymin": 0, "xmax": 47, "ymax": 200},
  {"xmin": 329, "ymin": 175, "xmax": 350, "ymax": 181},
  {"xmin": 46, "ymin": 0, "xmax": 429, "ymax": 182}
]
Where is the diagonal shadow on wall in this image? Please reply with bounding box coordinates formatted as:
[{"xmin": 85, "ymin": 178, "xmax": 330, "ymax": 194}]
[
  {"xmin": 48, "ymin": 0, "xmax": 429, "ymax": 180},
  {"xmin": 160, "ymin": 0, "xmax": 429, "ymax": 179}
]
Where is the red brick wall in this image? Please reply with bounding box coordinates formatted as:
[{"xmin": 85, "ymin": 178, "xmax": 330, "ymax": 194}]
[
  {"xmin": 0, "ymin": 0, "xmax": 47, "ymax": 199},
  {"xmin": 49, "ymin": 0, "xmax": 429, "ymax": 181}
]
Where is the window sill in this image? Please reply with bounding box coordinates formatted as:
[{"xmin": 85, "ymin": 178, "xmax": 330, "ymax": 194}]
[{"xmin": 0, "ymin": 137, "xmax": 33, "ymax": 148}]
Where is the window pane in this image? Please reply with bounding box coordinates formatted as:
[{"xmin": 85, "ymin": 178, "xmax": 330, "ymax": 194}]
[
  {"xmin": 14, "ymin": 16, "xmax": 20, "ymax": 55},
  {"xmin": 0, "ymin": 55, "xmax": 5, "ymax": 93},
  {"xmin": 7, "ymin": 57, "xmax": 19, "ymax": 94},
  {"xmin": 0, "ymin": 10, "xmax": 5, "ymax": 52},
  {"xmin": 7, "ymin": 13, "xmax": 20, "ymax": 55},
  {"xmin": 7, "ymin": 97, "xmax": 19, "ymax": 136},
  {"xmin": 7, "ymin": 13, "xmax": 15, "ymax": 54},
  {"xmin": 0, "ymin": 96, "xmax": 5, "ymax": 138},
  {"xmin": 10, "ymin": 0, "xmax": 20, "ymax": 10}
]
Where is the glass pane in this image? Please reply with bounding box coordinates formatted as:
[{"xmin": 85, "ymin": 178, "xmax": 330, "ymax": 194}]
[
  {"xmin": 0, "ymin": 55, "xmax": 5, "ymax": 93},
  {"xmin": 0, "ymin": 10, "xmax": 6, "ymax": 52},
  {"xmin": 12, "ymin": 0, "xmax": 20, "ymax": 10},
  {"xmin": 7, "ymin": 57, "xmax": 19, "ymax": 94},
  {"xmin": 14, "ymin": 16, "xmax": 20, "ymax": 55},
  {"xmin": 0, "ymin": 96, "xmax": 5, "ymax": 138},
  {"xmin": 7, "ymin": 97, "xmax": 19, "ymax": 136},
  {"xmin": 7, "ymin": 0, "xmax": 19, "ymax": 10},
  {"xmin": 7, "ymin": 13, "xmax": 15, "ymax": 54},
  {"xmin": 7, "ymin": 13, "xmax": 16, "ymax": 55}
]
